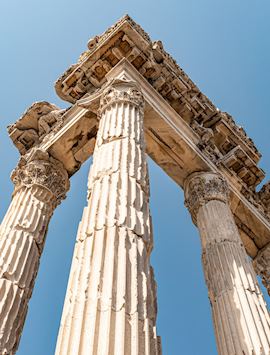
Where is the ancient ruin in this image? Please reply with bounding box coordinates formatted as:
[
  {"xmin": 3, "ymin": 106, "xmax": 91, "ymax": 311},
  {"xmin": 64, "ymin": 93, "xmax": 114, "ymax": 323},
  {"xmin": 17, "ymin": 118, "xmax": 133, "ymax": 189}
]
[{"xmin": 1, "ymin": 15, "xmax": 270, "ymax": 354}]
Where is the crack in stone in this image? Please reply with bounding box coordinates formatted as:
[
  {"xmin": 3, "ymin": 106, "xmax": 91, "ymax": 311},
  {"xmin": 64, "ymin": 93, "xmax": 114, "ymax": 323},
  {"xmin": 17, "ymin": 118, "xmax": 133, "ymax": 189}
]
[
  {"xmin": 77, "ymin": 224, "xmax": 150, "ymax": 248},
  {"xmin": 0, "ymin": 274, "xmax": 27, "ymax": 292},
  {"xmin": 100, "ymin": 135, "xmax": 126, "ymax": 145},
  {"xmin": 89, "ymin": 169, "xmax": 149, "ymax": 192}
]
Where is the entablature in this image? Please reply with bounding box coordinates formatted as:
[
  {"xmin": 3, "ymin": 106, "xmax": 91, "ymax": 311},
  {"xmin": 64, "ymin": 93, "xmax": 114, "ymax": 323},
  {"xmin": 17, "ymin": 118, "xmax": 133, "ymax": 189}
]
[
  {"xmin": 7, "ymin": 16, "xmax": 270, "ymax": 261},
  {"xmin": 55, "ymin": 15, "xmax": 261, "ymax": 176}
]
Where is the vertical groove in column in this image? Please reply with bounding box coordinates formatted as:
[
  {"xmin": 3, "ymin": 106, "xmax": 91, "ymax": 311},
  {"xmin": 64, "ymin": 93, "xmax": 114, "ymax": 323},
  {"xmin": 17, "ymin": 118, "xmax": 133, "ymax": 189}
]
[
  {"xmin": 185, "ymin": 172, "xmax": 270, "ymax": 355},
  {"xmin": 56, "ymin": 80, "xmax": 160, "ymax": 355},
  {"xmin": 0, "ymin": 186, "xmax": 52, "ymax": 354},
  {"xmin": 0, "ymin": 153, "xmax": 69, "ymax": 355},
  {"xmin": 199, "ymin": 201, "xmax": 270, "ymax": 354}
]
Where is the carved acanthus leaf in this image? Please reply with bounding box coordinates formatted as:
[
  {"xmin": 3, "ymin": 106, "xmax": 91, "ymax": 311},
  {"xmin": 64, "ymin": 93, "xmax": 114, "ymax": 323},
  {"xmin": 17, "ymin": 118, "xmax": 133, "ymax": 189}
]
[
  {"xmin": 98, "ymin": 78, "xmax": 144, "ymax": 116},
  {"xmin": 11, "ymin": 149, "xmax": 70, "ymax": 205},
  {"xmin": 184, "ymin": 172, "xmax": 229, "ymax": 223}
]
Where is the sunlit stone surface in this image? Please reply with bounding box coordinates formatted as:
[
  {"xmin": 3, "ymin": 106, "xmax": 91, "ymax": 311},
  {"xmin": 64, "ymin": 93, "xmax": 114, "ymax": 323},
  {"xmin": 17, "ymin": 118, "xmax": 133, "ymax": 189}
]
[
  {"xmin": 185, "ymin": 172, "xmax": 270, "ymax": 355},
  {"xmin": 55, "ymin": 79, "xmax": 161, "ymax": 355},
  {"xmin": 0, "ymin": 150, "xmax": 69, "ymax": 354},
  {"xmin": 3, "ymin": 15, "xmax": 270, "ymax": 355}
]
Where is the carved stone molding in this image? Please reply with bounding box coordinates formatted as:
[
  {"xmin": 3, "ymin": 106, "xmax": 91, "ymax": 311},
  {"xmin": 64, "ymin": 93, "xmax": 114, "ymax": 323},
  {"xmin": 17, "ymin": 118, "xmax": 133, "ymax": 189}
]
[
  {"xmin": 8, "ymin": 101, "xmax": 68, "ymax": 155},
  {"xmin": 184, "ymin": 171, "xmax": 229, "ymax": 223},
  {"xmin": 191, "ymin": 120, "xmax": 222, "ymax": 163},
  {"xmin": 98, "ymin": 78, "xmax": 144, "ymax": 116},
  {"xmin": 253, "ymin": 243, "xmax": 270, "ymax": 295},
  {"xmin": 11, "ymin": 149, "xmax": 70, "ymax": 205}
]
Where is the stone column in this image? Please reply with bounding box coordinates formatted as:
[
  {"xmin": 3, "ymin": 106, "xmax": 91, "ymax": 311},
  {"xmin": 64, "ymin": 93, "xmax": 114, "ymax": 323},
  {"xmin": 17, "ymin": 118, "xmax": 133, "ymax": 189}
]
[
  {"xmin": 0, "ymin": 149, "xmax": 69, "ymax": 355},
  {"xmin": 184, "ymin": 172, "xmax": 270, "ymax": 355},
  {"xmin": 254, "ymin": 244, "xmax": 270, "ymax": 296},
  {"xmin": 55, "ymin": 78, "xmax": 161, "ymax": 355}
]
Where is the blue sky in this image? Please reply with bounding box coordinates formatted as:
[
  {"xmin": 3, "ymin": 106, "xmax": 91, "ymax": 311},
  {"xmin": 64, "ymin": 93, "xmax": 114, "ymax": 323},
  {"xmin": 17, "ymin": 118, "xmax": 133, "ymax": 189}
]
[{"xmin": 0, "ymin": 1, "xmax": 270, "ymax": 354}]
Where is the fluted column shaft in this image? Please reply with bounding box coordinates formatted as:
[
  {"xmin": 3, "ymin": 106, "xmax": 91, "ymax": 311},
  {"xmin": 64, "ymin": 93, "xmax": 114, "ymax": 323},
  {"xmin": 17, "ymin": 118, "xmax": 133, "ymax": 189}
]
[
  {"xmin": 185, "ymin": 172, "xmax": 270, "ymax": 355},
  {"xmin": 0, "ymin": 150, "xmax": 69, "ymax": 355},
  {"xmin": 55, "ymin": 79, "xmax": 161, "ymax": 355}
]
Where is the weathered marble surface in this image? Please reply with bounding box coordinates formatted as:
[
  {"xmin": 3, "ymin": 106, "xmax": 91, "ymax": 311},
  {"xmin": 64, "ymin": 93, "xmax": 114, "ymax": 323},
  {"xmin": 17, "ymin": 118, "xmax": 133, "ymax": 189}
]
[
  {"xmin": 55, "ymin": 79, "xmax": 161, "ymax": 355},
  {"xmin": 0, "ymin": 150, "xmax": 69, "ymax": 354},
  {"xmin": 254, "ymin": 243, "xmax": 270, "ymax": 296},
  {"xmin": 4, "ymin": 15, "xmax": 270, "ymax": 355},
  {"xmin": 185, "ymin": 172, "xmax": 270, "ymax": 355},
  {"xmin": 9, "ymin": 17, "xmax": 270, "ymax": 255}
]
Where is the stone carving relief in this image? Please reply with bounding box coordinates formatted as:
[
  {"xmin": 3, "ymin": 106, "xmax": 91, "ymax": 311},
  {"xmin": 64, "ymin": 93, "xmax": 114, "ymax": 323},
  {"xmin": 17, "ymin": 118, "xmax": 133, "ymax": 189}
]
[
  {"xmin": 258, "ymin": 181, "xmax": 270, "ymax": 218},
  {"xmin": 11, "ymin": 149, "xmax": 70, "ymax": 206},
  {"xmin": 184, "ymin": 172, "xmax": 229, "ymax": 222},
  {"xmin": 98, "ymin": 78, "xmax": 144, "ymax": 115},
  {"xmin": 3, "ymin": 15, "xmax": 270, "ymax": 355},
  {"xmin": 85, "ymin": 14, "xmax": 151, "ymax": 55},
  {"xmin": 253, "ymin": 243, "xmax": 270, "ymax": 295},
  {"xmin": 191, "ymin": 120, "xmax": 222, "ymax": 163},
  {"xmin": 9, "ymin": 14, "xmax": 269, "ymax": 233},
  {"xmin": 8, "ymin": 102, "xmax": 67, "ymax": 154},
  {"xmin": 54, "ymin": 15, "xmax": 264, "ymax": 200},
  {"xmin": 235, "ymin": 180, "xmax": 270, "ymax": 224}
]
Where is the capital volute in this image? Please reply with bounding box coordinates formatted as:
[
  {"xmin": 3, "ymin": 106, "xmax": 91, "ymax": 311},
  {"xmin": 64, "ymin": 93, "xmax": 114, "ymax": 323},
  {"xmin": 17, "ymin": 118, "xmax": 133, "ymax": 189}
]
[
  {"xmin": 11, "ymin": 149, "xmax": 70, "ymax": 206},
  {"xmin": 98, "ymin": 78, "xmax": 144, "ymax": 116},
  {"xmin": 184, "ymin": 171, "xmax": 229, "ymax": 223}
]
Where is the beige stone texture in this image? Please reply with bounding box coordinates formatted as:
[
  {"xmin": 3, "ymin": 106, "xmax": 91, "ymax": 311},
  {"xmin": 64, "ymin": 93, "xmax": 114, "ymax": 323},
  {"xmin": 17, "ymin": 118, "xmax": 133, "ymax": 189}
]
[
  {"xmin": 185, "ymin": 172, "xmax": 270, "ymax": 355},
  {"xmin": 254, "ymin": 243, "xmax": 270, "ymax": 296},
  {"xmin": 4, "ymin": 15, "xmax": 270, "ymax": 355},
  {"xmin": 0, "ymin": 149, "xmax": 69, "ymax": 354},
  {"xmin": 55, "ymin": 79, "xmax": 160, "ymax": 355}
]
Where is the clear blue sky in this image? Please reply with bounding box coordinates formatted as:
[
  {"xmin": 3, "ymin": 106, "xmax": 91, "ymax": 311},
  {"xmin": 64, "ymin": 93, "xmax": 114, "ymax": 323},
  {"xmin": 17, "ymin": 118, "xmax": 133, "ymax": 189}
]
[{"xmin": 0, "ymin": 1, "xmax": 270, "ymax": 354}]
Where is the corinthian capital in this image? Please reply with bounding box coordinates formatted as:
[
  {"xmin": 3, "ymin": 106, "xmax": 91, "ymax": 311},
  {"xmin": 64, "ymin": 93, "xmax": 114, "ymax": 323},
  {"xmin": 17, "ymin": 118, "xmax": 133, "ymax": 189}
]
[
  {"xmin": 98, "ymin": 78, "xmax": 144, "ymax": 116},
  {"xmin": 11, "ymin": 149, "xmax": 70, "ymax": 206},
  {"xmin": 184, "ymin": 171, "xmax": 229, "ymax": 223}
]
